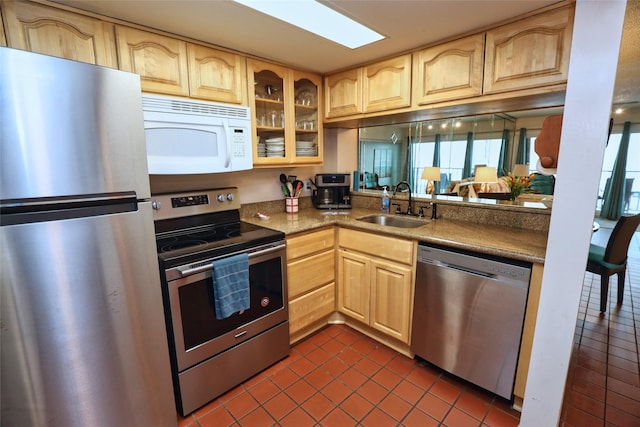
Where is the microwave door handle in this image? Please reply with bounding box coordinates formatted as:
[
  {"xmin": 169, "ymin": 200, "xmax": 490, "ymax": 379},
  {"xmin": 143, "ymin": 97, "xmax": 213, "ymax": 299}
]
[{"xmin": 224, "ymin": 121, "xmax": 231, "ymax": 168}]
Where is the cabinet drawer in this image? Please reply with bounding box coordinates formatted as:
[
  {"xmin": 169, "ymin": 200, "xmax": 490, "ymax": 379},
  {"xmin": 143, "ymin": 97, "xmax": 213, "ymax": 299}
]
[
  {"xmin": 288, "ymin": 250, "xmax": 335, "ymax": 299},
  {"xmin": 289, "ymin": 282, "xmax": 335, "ymax": 334},
  {"xmin": 286, "ymin": 228, "xmax": 334, "ymax": 261},
  {"xmin": 339, "ymin": 228, "xmax": 414, "ymax": 265}
]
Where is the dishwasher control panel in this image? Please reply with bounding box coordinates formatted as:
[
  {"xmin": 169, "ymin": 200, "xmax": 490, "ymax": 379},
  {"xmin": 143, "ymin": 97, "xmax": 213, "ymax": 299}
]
[{"xmin": 418, "ymin": 244, "xmax": 531, "ymax": 284}]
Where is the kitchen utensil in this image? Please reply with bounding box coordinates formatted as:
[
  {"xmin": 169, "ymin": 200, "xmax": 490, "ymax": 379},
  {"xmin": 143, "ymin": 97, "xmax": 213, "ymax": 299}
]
[
  {"xmin": 281, "ymin": 183, "xmax": 289, "ymax": 196},
  {"xmin": 286, "ymin": 182, "xmax": 293, "ymax": 197}
]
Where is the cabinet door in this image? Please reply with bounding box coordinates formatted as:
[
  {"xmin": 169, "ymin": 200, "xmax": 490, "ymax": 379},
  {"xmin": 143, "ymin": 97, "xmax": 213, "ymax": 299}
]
[
  {"xmin": 363, "ymin": 54, "xmax": 412, "ymax": 113},
  {"xmin": 116, "ymin": 26, "xmax": 189, "ymax": 96},
  {"xmin": 324, "ymin": 68, "xmax": 362, "ymax": 118},
  {"xmin": 292, "ymin": 70, "xmax": 323, "ymax": 164},
  {"xmin": 370, "ymin": 259, "xmax": 413, "ymax": 343},
  {"xmin": 187, "ymin": 44, "xmax": 247, "ymax": 104},
  {"xmin": 483, "ymin": 5, "xmax": 574, "ymax": 94},
  {"xmin": 413, "ymin": 34, "xmax": 484, "ymax": 106},
  {"xmin": 337, "ymin": 249, "xmax": 370, "ymax": 324},
  {"xmin": 2, "ymin": 0, "xmax": 117, "ymax": 67},
  {"xmin": 248, "ymin": 59, "xmax": 291, "ymax": 165}
]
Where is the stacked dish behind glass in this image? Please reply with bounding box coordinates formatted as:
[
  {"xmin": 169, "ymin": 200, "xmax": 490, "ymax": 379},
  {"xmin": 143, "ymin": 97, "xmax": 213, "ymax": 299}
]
[
  {"xmin": 265, "ymin": 137, "xmax": 285, "ymax": 157},
  {"xmin": 296, "ymin": 140, "xmax": 317, "ymax": 156}
]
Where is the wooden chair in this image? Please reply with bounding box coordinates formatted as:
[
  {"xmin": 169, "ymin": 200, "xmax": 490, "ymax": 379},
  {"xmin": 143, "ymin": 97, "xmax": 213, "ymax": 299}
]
[{"xmin": 587, "ymin": 214, "xmax": 640, "ymax": 312}]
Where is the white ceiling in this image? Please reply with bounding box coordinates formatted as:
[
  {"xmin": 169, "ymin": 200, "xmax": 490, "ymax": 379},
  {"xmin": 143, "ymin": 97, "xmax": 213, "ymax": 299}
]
[{"xmin": 52, "ymin": 0, "xmax": 561, "ymax": 74}]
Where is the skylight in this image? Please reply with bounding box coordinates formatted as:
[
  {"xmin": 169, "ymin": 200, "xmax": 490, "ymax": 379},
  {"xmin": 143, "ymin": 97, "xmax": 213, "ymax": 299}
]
[{"xmin": 233, "ymin": 0, "xmax": 385, "ymax": 49}]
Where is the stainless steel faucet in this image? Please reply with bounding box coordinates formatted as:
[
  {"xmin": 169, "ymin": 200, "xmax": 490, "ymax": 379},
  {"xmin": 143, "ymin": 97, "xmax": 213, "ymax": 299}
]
[{"xmin": 392, "ymin": 181, "xmax": 413, "ymax": 215}]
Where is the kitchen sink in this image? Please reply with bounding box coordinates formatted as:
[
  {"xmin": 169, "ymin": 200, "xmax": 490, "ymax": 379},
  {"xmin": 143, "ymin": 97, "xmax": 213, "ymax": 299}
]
[{"xmin": 356, "ymin": 214, "xmax": 428, "ymax": 228}]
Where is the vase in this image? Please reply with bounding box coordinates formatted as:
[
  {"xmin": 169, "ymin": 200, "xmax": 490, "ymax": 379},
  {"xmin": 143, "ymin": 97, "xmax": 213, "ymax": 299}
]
[{"xmin": 510, "ymin": 187, "xmax": 524, "ymax": 201}]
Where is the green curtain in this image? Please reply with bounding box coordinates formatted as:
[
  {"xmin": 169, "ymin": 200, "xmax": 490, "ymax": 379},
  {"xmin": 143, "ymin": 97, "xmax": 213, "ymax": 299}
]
[
  {"xmin": 515, "ymin": 128, "xmax": 529, "ymax": 165},
  {"xmin": 433, "ymin": 134, "xmax": 441, "ymax": 193},
  {"xmin": 462, "ymin": 131, "xmax": 474, "ymax": 179},
  {"xmin": 497, "ymin": 129, "xmax": 510, "ymax": 176},
  {"xmin": 601, "ymin": 121, "xmax": 631, "ymax": 220}
]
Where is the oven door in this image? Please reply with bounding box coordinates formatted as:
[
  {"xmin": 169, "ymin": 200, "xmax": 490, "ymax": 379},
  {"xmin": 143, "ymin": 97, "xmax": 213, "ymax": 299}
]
[{"xmin": 166, "ymin": 242, "xmax": 288, "ymax": 371}]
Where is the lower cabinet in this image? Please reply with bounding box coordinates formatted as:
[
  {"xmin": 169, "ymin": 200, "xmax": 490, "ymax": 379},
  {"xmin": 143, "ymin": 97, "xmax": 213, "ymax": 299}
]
[
  {"xmin": 337, "ymin": 228, "xmax": 416, "ymax": 344},
  {"xmin": 286, "ymin": 227, "xmax": 335, "ymax": 344}
]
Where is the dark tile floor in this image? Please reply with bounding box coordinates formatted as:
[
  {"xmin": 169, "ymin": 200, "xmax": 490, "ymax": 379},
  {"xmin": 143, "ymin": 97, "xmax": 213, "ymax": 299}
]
[
  {"xmin": 178, "ymin": 225, "xmax": 639, "ymax": 427},
  {"xmin": 560, "ymin": 224, "xmax": 640, "ymax": 427},
  {"xmin": 178, "ymin": 324, "xmax": 521, "ymax": 427}
]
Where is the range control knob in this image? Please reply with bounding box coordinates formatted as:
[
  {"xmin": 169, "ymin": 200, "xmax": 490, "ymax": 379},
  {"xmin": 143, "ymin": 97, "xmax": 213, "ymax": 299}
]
[
  {"xmin": 227, "ymin": 193, "xmax": 234, "ymax": 202},
  {"xmin": 151, "ymin": 200, "xmax": 161, "ymax": 210},
  {"xmin": 216, "ymin": 194, "xmax": 225, "ymax": 203}
]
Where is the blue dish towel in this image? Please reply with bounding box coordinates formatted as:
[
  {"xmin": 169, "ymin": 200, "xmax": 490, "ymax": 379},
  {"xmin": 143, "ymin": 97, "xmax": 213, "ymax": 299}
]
[{"xmin": 212, "ymin": 253, "xmax": 250, "ymax": 319}]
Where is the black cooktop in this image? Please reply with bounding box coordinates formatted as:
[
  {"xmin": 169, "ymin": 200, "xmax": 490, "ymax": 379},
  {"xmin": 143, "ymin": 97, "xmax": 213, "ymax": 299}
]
[{"xmin": 154, "ymin": 211, "xmax": 284, "ymax": 268}]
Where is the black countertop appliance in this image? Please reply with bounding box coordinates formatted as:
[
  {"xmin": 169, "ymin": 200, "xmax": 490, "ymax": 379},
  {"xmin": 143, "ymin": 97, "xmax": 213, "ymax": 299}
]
[{"xmin": 311, "ymin": 173, "xmax": 351, "ymax": 209}]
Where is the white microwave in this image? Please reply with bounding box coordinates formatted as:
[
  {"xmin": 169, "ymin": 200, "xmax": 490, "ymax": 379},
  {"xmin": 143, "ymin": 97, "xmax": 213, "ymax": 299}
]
[{"xmin": 142, "ymin": 94, "xmax": 253, "ymax": 174}]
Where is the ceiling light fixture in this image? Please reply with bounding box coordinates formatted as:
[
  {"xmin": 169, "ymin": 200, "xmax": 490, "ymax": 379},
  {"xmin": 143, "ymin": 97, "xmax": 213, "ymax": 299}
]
[{"xmin": 232, "ymin": 0, "xmax": 385, "ymax": 49}]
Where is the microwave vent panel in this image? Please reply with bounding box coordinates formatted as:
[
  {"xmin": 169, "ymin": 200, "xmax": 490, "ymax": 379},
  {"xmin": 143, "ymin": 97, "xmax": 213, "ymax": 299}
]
[{"xmin": 142, "ymin": 95, "xmax": 250, "ymax": 119}]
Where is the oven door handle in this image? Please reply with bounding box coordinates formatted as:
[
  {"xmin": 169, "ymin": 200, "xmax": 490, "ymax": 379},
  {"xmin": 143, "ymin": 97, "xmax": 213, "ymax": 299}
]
[{"xmin": 175, "ymin": 243, "xmax": 286, "ymax": 277}]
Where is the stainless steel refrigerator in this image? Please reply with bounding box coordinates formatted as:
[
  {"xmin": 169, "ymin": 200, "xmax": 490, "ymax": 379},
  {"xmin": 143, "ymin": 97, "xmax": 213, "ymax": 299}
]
[{"xmin": 1, "ymin": 48, "xmax": 176, "ymax": 426}]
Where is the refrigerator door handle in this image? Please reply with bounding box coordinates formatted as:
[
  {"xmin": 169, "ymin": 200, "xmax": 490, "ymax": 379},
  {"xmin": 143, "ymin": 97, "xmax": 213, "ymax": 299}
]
[{"xmin": 2, "ymin": 191, "xmax": 137, "ymax": 209}]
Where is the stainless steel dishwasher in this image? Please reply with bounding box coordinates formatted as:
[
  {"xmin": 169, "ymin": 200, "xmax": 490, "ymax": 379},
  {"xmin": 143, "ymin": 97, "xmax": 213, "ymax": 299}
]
[{"xmin": 411, "ymin": 243, "xmax": 531, "ymax": 400}]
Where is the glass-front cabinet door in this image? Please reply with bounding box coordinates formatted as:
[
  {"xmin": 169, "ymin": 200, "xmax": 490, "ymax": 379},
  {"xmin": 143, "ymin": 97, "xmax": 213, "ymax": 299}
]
[
  {"xmin": 249, "ymin": 59, "xmax": 288, "ymax": 165},
  {"xmin": 293, "ymin": 71, "xmax": 322, "ymax": 164},
  {"xmin": 248, "ymin": 59, "xmax": 322, "ymax": 166}
]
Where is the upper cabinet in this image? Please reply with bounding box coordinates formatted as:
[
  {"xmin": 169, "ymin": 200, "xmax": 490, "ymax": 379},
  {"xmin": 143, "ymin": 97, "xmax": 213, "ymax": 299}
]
[
  {"xmin": 116, "ymin": 25, "xmax": 248, "ymax": 103},
  {"xmin": 187, "ymin": 43, "xmax": 247, "ymax": 104},
  {"xmin": 324, "ymin": 68, "xmax": 363, "ymax": 119},
  {"xmin": 363, "ymin": 54, "xmax": 412, "ymax": 113},
  {"xmin": 292, "ymin": 70, "xmax": 323, "ymax": 164},
  {"xmin": 483, "ymin": 5, "xmax": 574, "ymax": 94},
  {"xmin": 2, "ymin": 0, "xmax": 117, "ymax": 67},
  {"xmin": 249, "ymin": 59, "xmax": 322, "ymax": 166},
  {"xmin": 325, "ymin": 54, "xmax": 411, "ymax": 119},
  {"xmin": 115, "ymin": 26, "xmax": 189, "ymax": 96},
  {"xmin": 413, "ymin": 34, "xmax": 484, "ymax": 106}
]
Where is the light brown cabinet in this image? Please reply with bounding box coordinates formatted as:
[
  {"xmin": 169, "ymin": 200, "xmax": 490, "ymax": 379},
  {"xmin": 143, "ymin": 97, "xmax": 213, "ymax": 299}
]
[
  {"xmin": 115, "ymin": 26, "xmax": 189, "ymax": 96},
  {"xmin": 363, "ymin": 54, "xmax": 412, "ymax": 113},
  {"xmin": 187, "ymin": 43, "xmax": 247, "ymax": 104},
  {"xmin": 286, "ymin": 228, "xmax": 335, "ymax": 343},
  {"xmin": 2, "ymin": 0, "xmax": 117, "ymax": 67},
  {"xmin": 337, "ymin": 228, "xmax": 415, "ymax": 344},
  {"xmin": 325, "ymin": 54, "xmax": 411, "ymax": 118},
  {"xmin": 248, "ymin": 59, "xmax": 322, "ymax": 166},
  {"xmin": 324, "ymin": 68, "xmax": 363, "ymax": 118},
  {"xmin": 292, "ymin": 69, "xmax": 323, "ymax": 164},
  {"xmin": 483, "ymin": 5, "xmax": 574, "ymax": 94},
  {"xmin": 412, "ymin": 34, "xmax": 484, "ymax": 106},
  {"xmin": 116, "ymin": 26, "xmax": 248, "ymax": 103}
]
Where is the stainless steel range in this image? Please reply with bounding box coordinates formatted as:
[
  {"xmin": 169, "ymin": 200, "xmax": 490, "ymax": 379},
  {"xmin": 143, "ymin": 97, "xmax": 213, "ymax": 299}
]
[{"xmin": 152, "ymin": 188, "xmax": 289, "ymax": 416}]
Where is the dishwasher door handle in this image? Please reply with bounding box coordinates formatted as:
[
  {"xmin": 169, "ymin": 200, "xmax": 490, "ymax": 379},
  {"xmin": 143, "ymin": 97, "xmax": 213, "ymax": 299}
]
[{"xmin": 419, "ymin": 258, "xmax": 495, "ymax": 280}]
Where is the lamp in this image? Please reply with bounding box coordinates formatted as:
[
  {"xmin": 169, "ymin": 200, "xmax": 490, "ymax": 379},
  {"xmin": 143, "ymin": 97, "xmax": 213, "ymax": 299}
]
[
  {"xmin": 421, "ymin": 166, "xmax": 441, "ymax": 194},
  {"xmin": 512, "ymin": 164, "xmax": 530, "ymax": 177},
  {"xmin": 474, "ymin": 166, "xmax": 498, "ymax": 193},
  {"xmin": 475, "ymin": 166, "xmax": 498, "ymax": 183}
]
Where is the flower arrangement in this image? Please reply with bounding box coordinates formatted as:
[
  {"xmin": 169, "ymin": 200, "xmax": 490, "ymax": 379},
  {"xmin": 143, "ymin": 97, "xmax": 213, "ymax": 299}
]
[{"xmin": 506, "ymin": 172, "xmax": 534, "ymax": 201}]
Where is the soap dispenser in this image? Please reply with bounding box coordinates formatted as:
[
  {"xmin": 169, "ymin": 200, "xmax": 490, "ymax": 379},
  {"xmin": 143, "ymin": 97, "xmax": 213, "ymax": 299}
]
[{"xmin": 381, "ymin": 186, "xmax": 390, "ymax": 213}]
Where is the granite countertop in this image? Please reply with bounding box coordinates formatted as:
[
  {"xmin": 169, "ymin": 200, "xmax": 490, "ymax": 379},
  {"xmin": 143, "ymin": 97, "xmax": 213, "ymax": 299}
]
[{"xmin": 242, "ymin": 207, "xmax": 548, "ymax": 264}]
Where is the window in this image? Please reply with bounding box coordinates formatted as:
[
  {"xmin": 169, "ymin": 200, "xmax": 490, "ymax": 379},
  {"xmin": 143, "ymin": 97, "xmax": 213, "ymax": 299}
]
[{"xmin": 598, "ymin": 129, "xmax": 640, "ymax": 213}]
